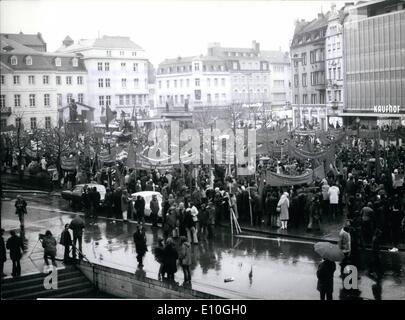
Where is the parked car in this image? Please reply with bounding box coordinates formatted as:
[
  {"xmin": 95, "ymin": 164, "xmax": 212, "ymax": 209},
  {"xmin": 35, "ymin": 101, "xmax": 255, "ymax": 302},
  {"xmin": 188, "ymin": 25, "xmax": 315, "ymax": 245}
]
[
  {"xmin": 62, "ymin": 183, "xmax": 106, "ymax": 209},
  {"xmin": 131, "ymin": 191, "xmax": 163, "ymax": 217}
]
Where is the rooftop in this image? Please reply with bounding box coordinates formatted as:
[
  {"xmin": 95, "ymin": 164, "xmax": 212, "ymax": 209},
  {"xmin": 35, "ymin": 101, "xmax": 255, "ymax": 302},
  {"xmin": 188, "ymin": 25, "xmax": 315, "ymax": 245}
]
[
  {"xmin": 1, "ymin": 32, "xmax": 46, "ymax": 49},
  {"xmin": 57, "ymin": 35, "xmax": 143, "ymax": 52},
  {"xmin": 261, "ymin": 50, "xmax": 290, "ymax": 64}
]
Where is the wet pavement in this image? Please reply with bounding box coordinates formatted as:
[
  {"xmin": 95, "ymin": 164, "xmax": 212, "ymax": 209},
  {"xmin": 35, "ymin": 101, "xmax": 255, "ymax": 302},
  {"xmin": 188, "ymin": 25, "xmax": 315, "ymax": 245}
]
[{"xmin": 1, "ymin": 192, "xmax": 404, "ymax": 300}]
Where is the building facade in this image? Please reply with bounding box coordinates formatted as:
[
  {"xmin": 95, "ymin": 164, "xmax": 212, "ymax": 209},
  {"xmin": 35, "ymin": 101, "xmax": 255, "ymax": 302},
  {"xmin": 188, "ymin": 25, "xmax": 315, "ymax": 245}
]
[
  {"xmin": 57, "ymin": 35, "xmax": 150, "ymax": 123},
  {"xmin": 343, "ymin": 0, "xmax": 405, "ymax": 127},
  {"xmin": 290, "ymin": 13, "xmax": 329, "ymax": 130},
  {"xmin": 0, "ymin": 36, "xmax": 87, "ymax": 130}
]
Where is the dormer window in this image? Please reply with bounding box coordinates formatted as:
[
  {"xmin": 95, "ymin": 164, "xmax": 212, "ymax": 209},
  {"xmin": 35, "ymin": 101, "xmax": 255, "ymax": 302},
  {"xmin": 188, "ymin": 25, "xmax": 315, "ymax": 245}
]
[
  {"xmin": 11, "ymin": 56, "xmax": 17, "ymax": 65},
  {"xmin": 25, "ymin": 56, "xmax": 33, "ymax": 65},
  {"xmin": 55, "ymin": 57, "xmax": 62, "ymax": 67},
  {"xmin": 72, "ymin": 58, "xmax": 78, "ymax": 67}
]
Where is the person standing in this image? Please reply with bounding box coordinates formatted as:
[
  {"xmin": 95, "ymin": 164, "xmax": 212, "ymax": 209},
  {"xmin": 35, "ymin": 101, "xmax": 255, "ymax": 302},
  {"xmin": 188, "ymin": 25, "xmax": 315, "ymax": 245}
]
[
  {"xmin": 277, "ymin": 192, "xmax": 290, "ymax": 230},
  {"xmin": 1, "ymin": 228, "xmax": 7, "ymax": 277},
  {"xmin": 163, "ymin": 237, "xmax": 178, "ymax": 283},
  {"xmin": 328, "ymin": 183, "xmax": 340, "ymax": 220},
  {"xmin": 104, "ymin": 188, "xmax": 114, "ymax": 218},
  {"xmin": 321, "ymin": 180, "xmax": 330, "ymax": 218},
  {"xmin": 69, "ymin": 215, "xmax": 85, "ymax": 259},
  {"xmin": 133, "ymin": 225, "xmax": 148, "ymax": 268},
  {"xmin": 6, "ymin": 230, "xmax": 24, "ymax": 277},
  {"xmin": 150, "ymin": 194, "xmax": 160, "ymax": 228},
  {"xmin": 179, "ymin": 236, "xmax": 192, "ymax": 283},
  {"xmin": 15, "ymin": 195, "xmax": 27, "ymax": 228},
  {"xmin": 338, "ymin": 222, "xmax": 351, "ymax": 277},
  {"xmin": 135, "ymin": 195, "xmax": 146, "ymax": 225},
  {"xmin": 121, "ymin": 190, "xmax": 129, "ymax": 222},
  {"xmin": 185, "ymin": 204, "xmax": 198, "ymax": 244},
  {"xmin": 42, "ymin": 230, "xmax": 57, "ymax": 271},
  {"xmin": 316, "ymin": 259, "xmax": 336, "ymax": 300},
  {"xmin": 59, "ymin": 224, "xmax": 72, "ymax": 264}
]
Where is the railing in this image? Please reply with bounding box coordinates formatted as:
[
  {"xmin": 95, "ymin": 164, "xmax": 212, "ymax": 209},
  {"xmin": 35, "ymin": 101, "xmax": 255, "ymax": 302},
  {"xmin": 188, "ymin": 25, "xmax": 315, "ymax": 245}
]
[{"xmin": 70, "ymin": 244, "xmax": 98, "ymax": 291}]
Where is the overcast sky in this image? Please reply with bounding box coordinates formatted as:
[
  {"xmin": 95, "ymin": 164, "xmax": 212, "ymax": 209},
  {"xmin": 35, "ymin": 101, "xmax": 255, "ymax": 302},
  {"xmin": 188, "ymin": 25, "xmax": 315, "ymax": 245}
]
[{"xmin": 1, "ymin": 0, "xmax": 347, "ymax": 66}]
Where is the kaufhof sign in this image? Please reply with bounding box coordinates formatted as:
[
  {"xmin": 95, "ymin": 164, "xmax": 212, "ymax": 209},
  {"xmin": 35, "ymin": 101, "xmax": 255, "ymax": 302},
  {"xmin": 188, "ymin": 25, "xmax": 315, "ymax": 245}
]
[{"xmin": 373, "ymin": 105, "xmax": 401, "ymax": 114}]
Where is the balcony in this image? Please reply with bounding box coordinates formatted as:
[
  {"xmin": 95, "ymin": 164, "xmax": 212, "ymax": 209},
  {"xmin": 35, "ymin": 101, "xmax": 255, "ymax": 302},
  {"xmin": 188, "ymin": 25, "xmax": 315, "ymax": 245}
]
[{"xmin": 0, "ymin": 107, "xmax": 12, "ymax": 117}]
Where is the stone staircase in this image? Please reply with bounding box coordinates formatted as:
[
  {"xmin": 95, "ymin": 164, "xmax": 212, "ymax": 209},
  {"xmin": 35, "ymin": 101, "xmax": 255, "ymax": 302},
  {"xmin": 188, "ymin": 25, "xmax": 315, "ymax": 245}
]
[{"xmin": 1, "ymin": 266, "xmax": 106, "ymax": 299}]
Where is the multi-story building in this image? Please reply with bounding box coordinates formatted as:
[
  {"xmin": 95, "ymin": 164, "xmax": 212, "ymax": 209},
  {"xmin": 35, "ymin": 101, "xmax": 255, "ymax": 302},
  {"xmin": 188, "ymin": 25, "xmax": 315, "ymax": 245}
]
[
  {"xmin": 155, "ymin": 55, "xmax": 231, "ymax": 110},
  {"xmin": 290, "ymin": 13, "xmax": 329, "ymax": 130},
  {"xmin": 0, "ymin": 36, "xmax": 87, "ymax": 130},
  {"xmin": 1, "ymin": 32, "xmax": 47, "ymax": 52},
  {"xmin": 342, "ymin": 0, "xmax": 405, "ymax": 127},
  {"xmin": 57, "ymin": 35, "xmax": 150, "ymax": 123}
]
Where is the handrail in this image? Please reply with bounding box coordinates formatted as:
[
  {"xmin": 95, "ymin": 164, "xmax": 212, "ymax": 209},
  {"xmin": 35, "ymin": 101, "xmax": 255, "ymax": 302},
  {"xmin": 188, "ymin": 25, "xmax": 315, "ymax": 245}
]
[{"xmin": 70, "ymin": 244, "xmax": 98, "ymax": 290}]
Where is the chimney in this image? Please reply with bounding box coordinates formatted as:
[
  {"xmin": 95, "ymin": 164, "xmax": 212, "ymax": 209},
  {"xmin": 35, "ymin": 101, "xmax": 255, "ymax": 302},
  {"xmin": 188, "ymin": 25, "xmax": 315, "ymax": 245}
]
[
  {"xmin": 63, "ymin": 36, "xmax": 74, "ymax": 47},
  {"xmin": 252, "ymin": 40, "xmax": 260, "ymax": 52}
]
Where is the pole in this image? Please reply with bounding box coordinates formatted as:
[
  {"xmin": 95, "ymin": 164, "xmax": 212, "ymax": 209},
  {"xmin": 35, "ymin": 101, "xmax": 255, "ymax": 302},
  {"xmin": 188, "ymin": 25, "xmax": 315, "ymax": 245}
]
[{"xmin": 248, "ymin": 184, "xmax": 253, "ymax": 226}]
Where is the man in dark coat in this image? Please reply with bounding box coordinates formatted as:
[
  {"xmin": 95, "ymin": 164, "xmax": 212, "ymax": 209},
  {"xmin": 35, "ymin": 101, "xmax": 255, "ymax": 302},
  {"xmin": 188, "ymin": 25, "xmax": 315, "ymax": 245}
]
[
  {"xmin": 150, "ymin": 195, "xmax": 160, "ymax": 227},
  {"xmin": 1, "ymin": 228, "xmax": 7, "ymax": 277},
  {"xmin": 60, "ymin": 224, "xmax": 72, "ymax": 263},
  {"xmin": 135, "ymin": 195, "xmax": 146, "ymax": 225},
  {"xmin": 316, "ymin": 259, "xmax": 336, "ymax": 300},
  {"xmin": 15, "ymin": 195, "xmax": 27, "ymax": 227},
  {"xmin": 162, "ymin": 238, "xmax": 178, "ymax": 282},
  {"xmin": 133, "ymin": 225, "xmax": 148, "ymax": 267},
  {"xmin": 69, "ymin": 215, "xmax": 85, "ymax": 259},
  {"xmin": 6, "ymin": 230, "xmax": 24, "ymax": 277}
]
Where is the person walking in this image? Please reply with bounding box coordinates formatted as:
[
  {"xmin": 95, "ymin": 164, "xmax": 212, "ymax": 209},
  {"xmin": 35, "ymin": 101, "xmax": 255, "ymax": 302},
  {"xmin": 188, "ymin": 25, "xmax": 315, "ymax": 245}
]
[
  {"xmin": 277, "ymin": 192, "xmax": 290, "ymax": 230},
  {"xmin": 59, "ymin": 224, "xmax": 72, "ymax": 264},
  {"xmin": 328, "ymin": 183, "xmax": 340, "ymax": 220},
  {"xmin": 42, "ymin": 230, "xmax": 57, "ymax": 271},
  {"xmin": 150, "ymin": 194, "xmax": 160, "ymax": 227},
  {"xmin": 316, "ymin": 259, "xmax": 336, "ymax": 300},
  {"xmin": 15, "ymin": 195, "xmax": 27, "ymax": 229},
  {"xmin": 338, "ymin": 222, "xmax": 351, "ymax": 277},
  {"xmin": 133, "ymin": 225, "xmax": 148, "ymax": 268},
  {"xmin": 163, "ymin": 237, "xmax": 178, "ymax": 283},
  {"xmin": 69, "ymin": 215, "xmax": 85, "ymax": 260},
  {"xmin": 121, "ymin": 190, "xmax": 129, "ymax": 222},
  {"xmin": 1, "ymin": 228, "xmax": 7, "ymax": 277},
  {"xmin": 184, "ymin": 206, "xmax": 198, "ymax": 244},
  {"xmin": 6, "ymin": 230, "xmax": 24, "ymax": 277},
  {"xmin": 179, "ymin": 236, "xmax": 192, "ymax": 283},
  {"xmin": 153, "ymin": 237, "xmax": 165, "ymax": 280}
]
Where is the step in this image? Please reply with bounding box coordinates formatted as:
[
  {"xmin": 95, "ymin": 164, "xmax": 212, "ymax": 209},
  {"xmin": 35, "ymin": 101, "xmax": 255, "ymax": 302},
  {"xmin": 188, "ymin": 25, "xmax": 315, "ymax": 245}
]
[
  {"xmin": 2, "ymin": 276, "xmax": 88, "ymax": 299},
  {"xmin": 1, "ymin": 266, "xmax": 74, "ymax": 285},
  {"xmin": 1, "ymin": 270, "xmax": 83, "ymax": 291},
  {"xmin": 50, "ymin": 287, "xmax": 96, "ymax": 299},
  {"xmin": 3, "ymin": 281, "xmax": 93, "ymax": 300}
]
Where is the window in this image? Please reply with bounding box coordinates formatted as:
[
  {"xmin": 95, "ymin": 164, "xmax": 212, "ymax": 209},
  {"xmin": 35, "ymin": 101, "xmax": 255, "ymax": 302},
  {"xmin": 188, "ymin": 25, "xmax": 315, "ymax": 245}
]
[
  {"xmin": 320, "ymin": 92, "xmax": 325, "ymax": 104},
  {"xmin": 44, "ymin": 94, "xmax": 50, "ymax": 106},
  {"xmin": 99, "ymin": 96, "xmax": 104, "ymax": 106},
  {"xmin": 214, "ymin": 78, "xmax": 218, "ymax": 86},
  {"xmin": 337, "ymin": 42, "xmax": 340, "ymax": 50},
  {"xmin": 221, "ymin": 78, "xmax": 225, "ymax": 86},
  {"xmin": 333, "ymin": 68, "xmax": 336, "ymax": 80},
  {"xmin": 98, "ymin": 79, "xmax": 104, "ymax": 88},
  {"xmin": 337, "ymin": 67, "xmax": 341, "ymax": 80},
  {"xmin": 174, "ymin": 95, "xmax": 178, "ymax": 104},
  {"xmin": 119, "ymin": 96, "xmax": 124, "ymax": 105},
  {"xmin": 11, "ymin": 56, "xmax": 17, "ymax": 65},
  {"xmin": 131, "ymin": 95, "xmax": 136, "ymax": 105},
  {"xmin": 302, "ymin": 94, "xmax": 308, "ymax": 104},
  {"xmin": 301, "ymin": 53, "xmax": 307, "ymax": 66},
  {"xmin": 57, "ymin": 94, "xmax": 62, "ymax": 106},
  {"xmin": 78, "ymin": 93, "xmax": 84, "ymax": 103},
  {"xmin": 29, "ymin": 94, "xmax": 35, "ymax": 106},
  {"xmin": 132, "ymin": 51, "xmax": 136, "ymax": 57},
  {"xmin": 294, "ymin": 95, "xmax": 299, "ymax": 104},
  {"xmin": 302, "ymin": 73, "xmax": 307, "ymax": 87},
  {"xmin": 195, "ymin": 78, "xmax": 200, "ymax": 86},
  {"xmin": 180, "ymin": 95, "xmax": 184, "ymax": 104},
  {"xmin": 166, "ymin": 80, "xmax": 170, "ymax": 88},
  {"xmin": 133, "ymin": 63, "xmax": 138, "ymax": 71},
  {"xmin": 14, "ymin": 94, "xmax": 21, "ymax": 107},
  {"xmin": 98, "ymin": 62, "xmax": 103, "ymax": 71},
  {"xmin": 28, "ymin": 75, "xmax": 35, "ymax": 85},
  {"xmin": 121, "ymin": 78, "xmax": 127, "ymax": 88},
  {"xmin": 1, "ymin": 75, "xmax": 5, "ymax": 85},
  {"xmin": 338, "ymin": 90, "xmax": 341, "ymax": 102},
  {"xmin": 274, "ymin": 80, "xmax": 285, "ymax": 87},
  {"xmin": 328, "ymin": 90, "xmax": 332, "ymax": 102},
  {"xmin": 0, "ymin": 95, "xmax": 5, "ymax": 108},
  {"xmin": 67, "ymin": 94, "xmax": 73, "ymax": 104},
  {"xmin": 215, "ymin": 93, "xmax": 219, "ymax": 101},
  {"xmin": 20, "ymin": 61, "xmax": 31, "ymax": 78},
  {"xmin": 105, "ymin": 78, "xmax": 110, "ymax": 87},
  {"xmin": 194, "ymin": 62, "xmax": 200, "ymax": 71},
  {"xmin": 43, "ymin": 75, "xmax": 49, "ymax": 85},
  {"xmin": 66, "ymin": 76, "xmax": 72, "ymax": 85},
  {"xmin": 106, "ymin": 95, "xmax": 111, "ymax": 106},
  {"xmin": 207, "ymin": 78, "xmax": 211, "ymax": 87},
  {"xmin": 13, "ymin": 75, "xmax": 20, "ymax": 85},
  {"xmin": 104, "ymin": 62, "xmax": 110, "ymax": 71},
  {"xmin": 45, "ymin": 117, "xmax": 51, "ymax": 129},
  {"xmin": 120, "ymin": 51, "xmax": 124, "ymax": 56},
  {"xmin": 294, "ymin": 74, "xmax": 299, "ymax": 87},
  {"xmin": 106, "ymin": 50, "xmax": 112, "ymax": 57},
  {"xmin": 30, "ymin": 117, "xmax": 37, "ymax": 130},
  {"xmin": 126, "ymin": 95, "xmax": 130, "ymax": 105},
  {"xmin": 158, "ymin": 81, "xmax": 161, "ymax": 89},
  {"xmin": 55, "ymin": 58, "xmax": 61, "ymax": 67},
  {"xmin": 72, "ymin": 58, "xmax": 78, "ymax": 67},
  {"xmin": 159, "ymin": 96, "xmax": 163, "ymax": 105},
  {"xmin": 121, "ymin": 62, "xmax": 126, "ymax": 70},
  {"xmin": 56, "ymin": 76, "xmax": 61, "ymax": 85},
  {"xmin": 174, "ymin": 80, "xmax": 177, "ymax": 88},
  {"xmin": 222, "ymin": 93, "xmax": 226, "ymax": 100},
  {"xmin": 311, "ymin": 94, "xmax": 317, "ymax": 104},
  {"xmin": 274, "ymin": 65, "xmax": 284, "ymax": 72},
  {"xmin": 186, "ymin": 79, "xmax": 190, "ymax": 87},
  {"xmin": 207, "ymin": 94, "xmax": 212, "ymax": 103},
  {"xmin": 77, "ymin": 76, "xmax": 83, "ymax": 85}
]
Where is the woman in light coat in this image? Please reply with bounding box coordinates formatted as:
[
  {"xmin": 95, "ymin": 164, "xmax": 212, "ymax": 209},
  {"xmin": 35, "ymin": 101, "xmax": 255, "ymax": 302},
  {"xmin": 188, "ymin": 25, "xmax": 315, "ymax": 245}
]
[{"xmin": 277, "ymin": 192, "xmax": 290, "ymax": 230}]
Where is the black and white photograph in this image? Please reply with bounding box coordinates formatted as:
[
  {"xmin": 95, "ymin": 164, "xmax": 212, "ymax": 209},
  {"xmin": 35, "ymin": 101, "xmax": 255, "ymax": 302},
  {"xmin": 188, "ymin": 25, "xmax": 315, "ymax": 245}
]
[{"xmin": 0, "ymin": 0, "xmax": 404, "ymax": 307}]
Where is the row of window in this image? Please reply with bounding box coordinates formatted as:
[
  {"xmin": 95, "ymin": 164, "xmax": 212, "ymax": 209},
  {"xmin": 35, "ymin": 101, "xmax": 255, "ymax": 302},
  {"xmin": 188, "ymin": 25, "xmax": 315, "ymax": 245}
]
[
  {"xmin": 294, "ymin": 71, "xmax": 325, "ymax": 87},
  {"xmin": 159, "ymin": 63, "xmax": 226, "ymax": 74},
  {"xmin": 294, "ymin": 49, "xmax": 325, "ymax": 67},
  {"xmin": 117, "ymin": 95, "xmax": 148, "ymax": 106},
  {"xmin": 158, "ymin": 77, "xmax": 227, "ymax": 89},
  {"xmin": 0, "ymin": 93, "xmax": 84, "ymax": 108},
  {"xmin": 328, "ymin": 67, "xmax": 342, "ymax": 81},
  {"xmin": 97, "ymin": 78, "xmax": 141, "ymax": 89},
  {"xmin": 105, "ymin": 50, "xmax": 137, "ymax": 57},
  {"xmin": 9, "ymin": 56, "xmax": 78, "ymax": 67},
  {"xmin": 294, "ymin": 93, "xmax": 326, "ymax": 104},
  {"xmin": 97, "ymin": 62, "xmax": 139, "ymax": 71},
  {"xmin": 327, "ymin": 42, "xmax": 341, "ymax": 52},
  {"xmin": 1, "ymin": 75, "xmax": 84, "ymax": 86},
  {"xmin": 327, "ymin": 90, "xmax": 342, "ymax": 102},
  {"xmin": 8, "ymin": 117, "xmax": 52, "ymax": 130}
]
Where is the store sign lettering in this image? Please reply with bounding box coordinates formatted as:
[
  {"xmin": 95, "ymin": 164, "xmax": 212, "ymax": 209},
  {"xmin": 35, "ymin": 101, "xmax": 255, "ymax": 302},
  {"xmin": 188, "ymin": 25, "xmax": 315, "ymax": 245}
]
[{"xmin": 373, "ymin": 105, "xmax": 401, "ymax": 113}]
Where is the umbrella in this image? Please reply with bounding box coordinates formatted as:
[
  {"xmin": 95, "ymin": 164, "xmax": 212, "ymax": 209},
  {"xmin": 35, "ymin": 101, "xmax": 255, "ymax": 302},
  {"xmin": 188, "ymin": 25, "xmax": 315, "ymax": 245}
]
[{"xmin": 314, "ymin": 242, "xmax": 344, "ymax": 262}]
